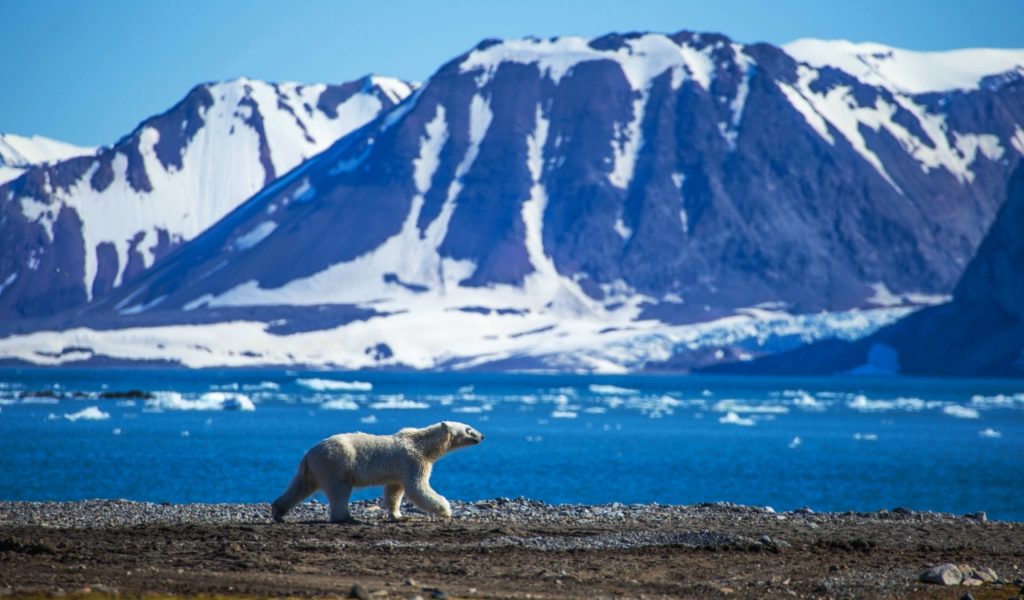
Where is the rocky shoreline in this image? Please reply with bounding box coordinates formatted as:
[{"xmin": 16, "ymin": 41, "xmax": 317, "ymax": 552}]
[{"xmin": 1, "ymin": 499, "xmax": 1022, "ymax": 598}]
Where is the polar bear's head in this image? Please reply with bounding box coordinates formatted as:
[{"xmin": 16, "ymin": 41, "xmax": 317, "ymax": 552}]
[
  {"xmin": 443, "ymin": 421, "xmax": 484, "ymax": 450},
  {"xmin": 404, "ymin": 421, "xmax": 484, "ymax": 460}
]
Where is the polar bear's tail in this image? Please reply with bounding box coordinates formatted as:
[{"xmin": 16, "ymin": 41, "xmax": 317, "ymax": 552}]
[{"xmin": 271, "ymin": 455, "xmax": 318, "ymax": 523}]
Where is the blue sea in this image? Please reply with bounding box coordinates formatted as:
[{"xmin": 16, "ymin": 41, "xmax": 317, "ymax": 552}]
[{"xmin": 1, "ymin": 368, "xmax": 1021, "ymax": 520}]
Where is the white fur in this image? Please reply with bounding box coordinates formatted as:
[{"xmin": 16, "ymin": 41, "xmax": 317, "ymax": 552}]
[{"xmin": 272, "ymin": 421, "xmax": 483, "ymax": 523}]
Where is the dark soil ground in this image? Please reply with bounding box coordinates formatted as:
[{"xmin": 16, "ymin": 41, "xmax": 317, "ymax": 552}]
[{"xmin": 1, "ymin": 500, "xmax": 1022, "ymax": 599}]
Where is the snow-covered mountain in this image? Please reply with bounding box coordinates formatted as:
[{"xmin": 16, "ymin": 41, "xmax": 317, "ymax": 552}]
[
  {"xmin": 1, "ymin": 31, "xmax": 1022, "ymax": 371},
  {"xmin": 0, "ymin": 75, "xmax": 414, "ymax": 319},
  {"xmin": 0, "ymin": 133, "xmax": 96, "ymax": 185}
]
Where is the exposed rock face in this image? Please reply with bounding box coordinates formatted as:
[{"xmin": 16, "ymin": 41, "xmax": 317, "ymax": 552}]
[
  {"xmin": 954, "ymin": 163, "xmax": 1024, "ymax": 321},
  {"xmin": 0, "ymin": 76, "xmax": 413, "ymax": 319},
  {"xmin": 707, "ymin": 165, "xmax": 1024, "ymax": 377}
]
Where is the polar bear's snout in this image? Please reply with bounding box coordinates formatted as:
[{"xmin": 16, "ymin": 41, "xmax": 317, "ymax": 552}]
[
  {"xmin": 466, "ymin": 425, "xmax": 484, "ymax": 443},
  {"xmin": 449, "ymin": 422, "xmax": 485, "ymax": 448}
]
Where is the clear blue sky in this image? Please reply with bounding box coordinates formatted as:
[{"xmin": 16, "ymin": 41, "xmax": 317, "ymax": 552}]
[{"xmin": 3, "ymin": 0, "xmax": 1022, "ymax": 147}]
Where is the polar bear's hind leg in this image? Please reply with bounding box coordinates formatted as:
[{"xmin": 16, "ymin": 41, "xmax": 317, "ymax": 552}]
[{"xmin": 324, "ymin": 480, "xmax": 356, "ymax": 523}]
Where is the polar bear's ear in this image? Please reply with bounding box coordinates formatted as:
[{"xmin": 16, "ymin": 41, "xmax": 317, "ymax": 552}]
[{"xmin": 439, "ymin": 421, "xmax": 454, "ymax": 450}]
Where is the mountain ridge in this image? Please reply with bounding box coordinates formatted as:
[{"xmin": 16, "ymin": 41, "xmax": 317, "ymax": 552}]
[
  {"xmin": 0, "ymin": 30, "xmax": 1022, "ymax": 372},
  {"xmin": 0, "ymin": 133, "xmax": 96, "ymax": 185},
  {"xmin": 0, "ymin": 74, "xmax": 414, "ymax": 320}
]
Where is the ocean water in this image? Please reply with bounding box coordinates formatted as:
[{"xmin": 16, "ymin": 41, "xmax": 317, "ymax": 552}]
[{"xmin": 0, "ymin": 368, "xmax": 1021, "ymax": 520}]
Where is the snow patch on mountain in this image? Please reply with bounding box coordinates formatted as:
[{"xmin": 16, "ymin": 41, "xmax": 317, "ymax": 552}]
[
  {"xmin": 779, "ymin": 64, "xmax": 1008, "ymax": 189},
  {"xmin": 522, "ymin": 104, "xmax": 553, "ymax": 276},
  {"xmin": 461, "ymin": 33, "xmax": 723, "ymax": 92},
  {"xmin": 233, "ymin": 221, "xmax": 278, "ymax": 251},
  {"xmin": 866, "ymin": 282, "xmax": 950, "ymax": 307},
  {"xmin": 1013, "ymin": 127, "xmax": 1024, "ymax": 155},
  {"xmin": 413, "ymin": 105, "xmax": 448, "ymax": 194},
  {"xmin": 0, "ymin": 133, "xmax": 96, "ymax": 184},
  {"xmin": 370, "ymin": 76, "xmax": 418, "ymax": 103},
  {"xmin": 784, "ymin": 39, "xmax": 1024, "ymax": 94}
]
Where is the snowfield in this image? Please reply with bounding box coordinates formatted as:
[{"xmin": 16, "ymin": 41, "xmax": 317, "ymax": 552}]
[{"xmin": 0, "ymin": 305, "xmax": 915, "ymax": 372}]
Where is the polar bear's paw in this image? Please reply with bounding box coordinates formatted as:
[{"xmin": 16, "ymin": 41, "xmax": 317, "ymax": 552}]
[{"xmin": 271, "ymin": 502, "xmax": 286, "ymax": 523}]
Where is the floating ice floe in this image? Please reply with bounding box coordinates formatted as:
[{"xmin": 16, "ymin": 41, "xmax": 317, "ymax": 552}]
[
  {"xmin": 588, "ymin": 384, "xmax": 640, "ymax": 395},
  {"xmin": 63, "ymin": 406, "xmax": 110, "ymax": 421},
  {"xmin": 719, "ymin": 411, "xmax": 755, "ymax": 426},
  {"xmin": 788, "ymin": 436, "xmax": 802, "ymax": 449},
  {"xmin": 713, "ymin": 399, "xmax": 789, "ymax": 414},
  {"xmin": 601, "ymin": 396, "xmax": 626, "ymax": 409},
  {"xmin": 942, "ymin": 405, "xmax": 980, "ymax": 419},
  {"xmin": 112, "ymin": 427, "xmax": 122, "ymax": 435},
  {"xmin": 369, "ymin": 396, "xmax": 428, "ymax": 409},
  {"xmin": 846, "ymin": 395, "xmax": 939, "ymax": 412},
  {"xmin": 970, "ymin": 393, "xmax": 1024, "ymax": 409},
  {"xmin": 551, "ymin": 409, "xmax": 578, "ymax": 419},
  {"xmin": 780, "ymin": 390, "xmax": 826, "ymax": 411},
  {"xmin": 360, "ymin": 414, "xmax": 378, "ymax": 424},
  {"xmin": 297, "ymin": 378, "xmax": 373, "ymax": 392},
  {"xmin": 979, "ymin": 428, "xmax": 1002, "ymax": 438},
  {"xmin": 452, "ymin": 405, "xmax": 489, "ymax": 413},
  {"xmin": 625, "ymin": 395, "xmax": 687, "ymax": 418},
  {"xmin": 144, "ymin": 391, "xmax": 255, "ymax": 411},
  {"xmin": 853, "ymin": 433, "xmax": 879, "ymax": 441},
  {"xmin": 321, "ymin": 397, "xmax": 359, "ymax": 410},
  {"xmin": 21, "ymin": 395, "xmax": 58, "ymax": 404}
]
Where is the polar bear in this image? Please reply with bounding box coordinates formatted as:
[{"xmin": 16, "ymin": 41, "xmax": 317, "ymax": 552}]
[{"xmin": 271, "ymin": 421, "xmax": 484, "ymax": 523}]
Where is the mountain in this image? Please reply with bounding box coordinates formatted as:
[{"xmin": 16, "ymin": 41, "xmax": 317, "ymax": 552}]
[
  {"xmin": 0, "ymin": 75, "xmax": 414, "ymax": 319},
  {"xmin": 0, "ymin": 133, "xmax": 96, "ymax": 185},
  {"xmin": 706, "ymin": 164, "xmax": 1024, "ymax": 377},
  {"xmin": 0, "ymin": 31, "xmax": 1022, "ymax": 371}
]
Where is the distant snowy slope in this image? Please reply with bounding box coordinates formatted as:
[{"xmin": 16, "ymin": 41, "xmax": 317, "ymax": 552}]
[
  {"xmin": 0, "ymin": 75, "xmax": 413, "ymax": 319},
  {"xmin": 784, "ymin": 39, "xmax": 1024, "ymax": 94},
  {"xmin": 0, "ymin": 133, "xmax": 96, "ymax": 185}
]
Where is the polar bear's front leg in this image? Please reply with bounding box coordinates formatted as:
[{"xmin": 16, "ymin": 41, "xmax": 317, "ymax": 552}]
[
  {"xmin": 324, "ymin": 480, "xmax": 356, "ymax": 523},
  {"xmin": 403, "ymin": 469, "xmax": 452, "ymax": 519},
  {"xmin": 384, "ymin": 483, "xmax": 406, "ymax": 521}
]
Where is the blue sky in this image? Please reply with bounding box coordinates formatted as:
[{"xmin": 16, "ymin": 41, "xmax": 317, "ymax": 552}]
[{"xmin": 3, "ymin": 0, "xmax": 1023, "ymax": 146}]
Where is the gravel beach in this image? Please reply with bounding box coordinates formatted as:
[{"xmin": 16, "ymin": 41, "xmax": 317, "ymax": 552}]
[{"xmin": 1, "ymin": 499, "xmax": 1022, "ymax": 598}]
